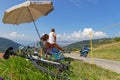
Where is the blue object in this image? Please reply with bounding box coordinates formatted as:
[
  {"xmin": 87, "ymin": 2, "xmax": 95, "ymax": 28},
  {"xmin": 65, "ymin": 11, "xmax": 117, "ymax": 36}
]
[
  {"xmin": 80, "ymin": 46, "xmax": 90, "ymax": 57},
  {"xmin": 54, "ymin": 53, "xmax": 59, "ymax": 59},
  {"xmin": 51, "ymin": 48, "xmax": 59, "ymax": 53},
  {"xmin": 49, "ymin": 48, "xmax": 64, "ymax": 59}
]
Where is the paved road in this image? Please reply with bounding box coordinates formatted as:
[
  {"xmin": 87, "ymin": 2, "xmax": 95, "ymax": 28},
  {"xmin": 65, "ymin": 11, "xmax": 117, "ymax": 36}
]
[{"xmin": 64, "ymin": 53, "xmax": 120, "ymax": 74}]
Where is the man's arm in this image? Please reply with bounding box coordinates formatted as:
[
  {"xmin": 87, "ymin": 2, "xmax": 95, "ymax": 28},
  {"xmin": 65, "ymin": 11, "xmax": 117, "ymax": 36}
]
[{"xmin": 53, "ymin": 33, "xmax": 56, "ymax": 42}]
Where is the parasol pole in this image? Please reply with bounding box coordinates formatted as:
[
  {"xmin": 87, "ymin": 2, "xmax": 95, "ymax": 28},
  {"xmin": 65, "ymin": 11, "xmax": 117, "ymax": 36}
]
[
  {"xmin": 33, "ymin": 20, "xmax": 41, "ymax": 40},
  {"xmin": 26, "ymin": 0, "xmax": 41, "ymax": 41},
  {"xmin": 27, "ymin": 7, "xmax": 41, "ymax": 41}
]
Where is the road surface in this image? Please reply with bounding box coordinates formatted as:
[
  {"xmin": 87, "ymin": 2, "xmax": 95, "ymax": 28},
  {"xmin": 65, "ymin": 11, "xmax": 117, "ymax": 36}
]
[{"xmin": 64, "ymin": 53, "xmax": 120, "ymax": 74}]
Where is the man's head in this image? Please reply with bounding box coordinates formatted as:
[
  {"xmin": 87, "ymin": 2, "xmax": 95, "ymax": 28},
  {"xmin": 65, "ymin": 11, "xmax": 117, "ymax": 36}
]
[
  {"xmin": 41, "ymin": 34, "xmax": 49, "ymax": 41},
  {"xmin": 51, "ymin": 28, "xmax": 55, "ymax": 32}
]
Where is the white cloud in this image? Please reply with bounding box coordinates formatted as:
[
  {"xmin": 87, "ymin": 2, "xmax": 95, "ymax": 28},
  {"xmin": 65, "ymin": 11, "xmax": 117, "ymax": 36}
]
[
  {"xmin": 0, "ymin": 32, "xmax": 24, "ymax": 38},
  {"xmin": 93, "ymin": 31, "xmax": 107, "ymax": 38},
  {"xmin": 57, "ymin": 28, "xmax": 107, "ymax": 42}
]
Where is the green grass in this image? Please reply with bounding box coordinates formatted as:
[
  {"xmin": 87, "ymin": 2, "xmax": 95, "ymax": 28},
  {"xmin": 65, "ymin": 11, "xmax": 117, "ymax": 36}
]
[
  {"xmin": 0, "ymin": 56, "xmax": 120, "ymax": 80},
  {"xmin": 0, "ymin": 56, "xmax": 57, "ymax": 80},
  {"xmin": 90, "ymin": 42, "xmax": 120, "ymax": 61},
  {"xmin": 91, "ymin": 49, "xmax": 120, "ymax": 61},
  {"xmin": 71, "ymin": 60, "xmax": 120, "ymax": 80}
]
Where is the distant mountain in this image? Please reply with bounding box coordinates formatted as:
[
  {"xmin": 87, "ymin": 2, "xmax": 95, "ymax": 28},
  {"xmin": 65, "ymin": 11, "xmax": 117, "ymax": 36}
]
[
  {"xmin": 64, "ymin": 38, "xmax": 114, "ymax": 50},
  {"xmin": 0, "ymin": 37, "xmax": 21, "ymax": 52},
  {"xmin": 57, "ymin": 40, "xmax": 75, "ymax": 47},
  {"xmin": 15, "ymin": 39, "xmax": 35, "ymax": 46}
]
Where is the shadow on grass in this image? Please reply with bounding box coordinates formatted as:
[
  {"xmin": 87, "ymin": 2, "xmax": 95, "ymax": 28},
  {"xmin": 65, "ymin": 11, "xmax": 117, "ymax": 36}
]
[
  {"xmin": 64, "ymin": 57, "xmax": 74, "ymax": 61},
  {"xmin": 64, "ymin": 56, "xmax": 83, "ymax": 62}
]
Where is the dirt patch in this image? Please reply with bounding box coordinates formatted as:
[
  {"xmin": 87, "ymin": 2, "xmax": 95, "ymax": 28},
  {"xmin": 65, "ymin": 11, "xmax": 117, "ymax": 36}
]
[{"xmin": 0, "ymin": 53, "xmax": 4, "ymax": 59}]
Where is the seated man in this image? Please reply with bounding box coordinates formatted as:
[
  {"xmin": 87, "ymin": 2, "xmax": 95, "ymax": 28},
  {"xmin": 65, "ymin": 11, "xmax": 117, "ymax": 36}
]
[
  {"xmin": 40, "ymin": 34, "xmax": 64, "ymax": 52},
  {"xmin": 40, "ymin": 34, "xmax": 64, "ymax": 59}
]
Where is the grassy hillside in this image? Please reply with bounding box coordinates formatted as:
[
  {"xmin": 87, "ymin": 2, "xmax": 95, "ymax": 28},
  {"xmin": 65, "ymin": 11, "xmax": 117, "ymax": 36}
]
[
  {"xmin": 0, "ymin": 57, "xmax": 51, "ymax": 80},
  {"xmin": 91, "ymin": 41, "xmax": 120, "ymax": 61},
  {"xmin": 0, "ymin": 37, "xmax": 20, "ymax": 52},
  {"xmin": 0, "ymin": 37, "xmax": 120, "ymax": 79},
  {"xmin": 64, "ymin": 38, "xmax": 113, "ymax": 50},
  {"xmin": 67, "ymin": 37, "xmax": 120, "ymax": 61},
  {"xmin": 64, "ymin": 37, "xmax": 120, "ymax": 61},
  {"xmin": 87, "ymin": 37, "xmax": 120, "ymax": 61},
  {"xmin": 0, "ymin": 57, "xmax": 120, "ymax": 80}
]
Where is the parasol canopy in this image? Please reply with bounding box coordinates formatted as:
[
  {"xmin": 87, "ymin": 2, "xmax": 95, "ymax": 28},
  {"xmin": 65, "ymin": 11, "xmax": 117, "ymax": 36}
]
[
  {"xmin": 3, "ymin": 1, "xmax": 53, "ymax": 24},
  {"xmin": 3, "ymin": 0, "xmax": 54, "ymax": 39}
]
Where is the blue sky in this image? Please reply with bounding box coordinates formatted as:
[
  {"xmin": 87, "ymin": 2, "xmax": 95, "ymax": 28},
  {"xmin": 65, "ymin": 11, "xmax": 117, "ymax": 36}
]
[{"xmin": 0, "ymin": 0, "xmax": 120, "ymax": 44}]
